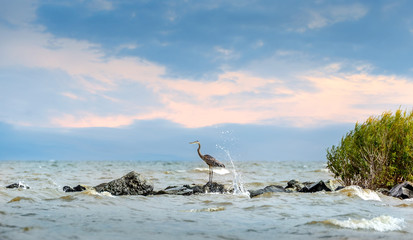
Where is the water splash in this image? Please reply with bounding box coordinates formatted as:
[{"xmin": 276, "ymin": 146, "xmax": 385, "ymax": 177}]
[
  {"xmin": 217, "ymin": 145, "xmax": 250, "ymax": 197},
  {"xmin": 316, "ymin": 215, "xmax": 405, "ymax": 232},
  {"xmin": 339, "ymin": 186, "xmax": 381, "ymax": 201}
]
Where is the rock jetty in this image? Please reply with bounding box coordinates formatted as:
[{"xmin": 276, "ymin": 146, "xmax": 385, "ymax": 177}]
[
  {"xmin": 59, "ymin": 171, "xmax": 413, "ymax": 200},
  {"xmin": 248, "ymin": 179, "xmax": 344, "ymax": 198}
]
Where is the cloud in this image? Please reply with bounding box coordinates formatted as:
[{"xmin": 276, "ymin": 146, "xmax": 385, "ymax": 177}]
[
  {"xmin": 0, "ymin": 0, "xmax": 37, "ymax": 26},
  {"xmin": 61, "ymin": 92, "xmax": 84, "ymax": 101},
  {"xmin": 292, "ymin": 3, "xmax": 368, "ymax": 32},
  {"xmin": 150, "ymin": 67, "xmax": 413, "ymax": 128},
  {"xmin": 51, "ymin": 113, "xmax": 136, "ymax": 128},
  {"xmin": 214, "ymin": 46, "xmax": 240, "ymax": 61},
  {"xmin": 88, "ymin": 0, "xmax": 114, "ymax": 11},
  {"xmin": 1, "ymin": 1, "xmax": 412, "ymax": 130}
]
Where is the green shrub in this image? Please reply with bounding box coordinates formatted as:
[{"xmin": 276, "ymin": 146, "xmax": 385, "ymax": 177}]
[{"xmin": 326, "ymin": 109, "xmax": 413, "ymax": 189}]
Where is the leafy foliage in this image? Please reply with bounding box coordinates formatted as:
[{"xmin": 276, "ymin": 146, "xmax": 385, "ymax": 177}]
[{"xmin": 326, "ymin": 109, "xmax": 413, "ymax": 189}]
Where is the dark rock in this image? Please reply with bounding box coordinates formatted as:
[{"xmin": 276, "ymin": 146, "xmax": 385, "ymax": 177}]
[
  {"xmin": 93, "ymin": 171, "xmax": 153, "ymax": 196},
  {"xmin": 155, "ymin": 182, "xmax": 228, "ymax": 195},
  {"xmin": 203, "ymin": 182, "xmax": 226, "ymax": 193},
  {"xmin": 155, "ymin": 185, "xmax": 202, "ymax": 195},
  {"xmin": 285, "ymin": 180, "xmax": 305, "ymax": 192},
  {"xmin": 249, "ymin": 185, "xmax": 286, "ymax": 198},
  {"xmin": 6, "ymin": 183, "xmax": 30, "ymax": 189},
  {"xmin": 325, "ymin": 179, "xmax": 344, "ymax": 191},
  {"xmin": 389, "ymin": 181, "xmax": 413, "ymax": 199},
  {"xmin": 190, "ymin": 184, "xmax": 204, "ymax": 194},
  {"xmin": 376, "ymin": 188, "xmax": 390, "ymax": 195},
  {"xmin": 299, "ymin": 180, "xmax": 332, "ymax": 193},
  {"xmin": 63, "ymin": 185, "xmax": 86, "ymax": 192},
  {"xmin": 335, "ymin": 186, "xmax": 345, "ymax": 191}
]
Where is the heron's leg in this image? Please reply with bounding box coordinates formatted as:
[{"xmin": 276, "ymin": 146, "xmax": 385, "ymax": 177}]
[
  {"xmin": 208, "ymin": 166, "xmax": 212, "ymax": 183},
  {"xmin": 211, "ymin": 167, "xmax": 214, "ymax": 183}
]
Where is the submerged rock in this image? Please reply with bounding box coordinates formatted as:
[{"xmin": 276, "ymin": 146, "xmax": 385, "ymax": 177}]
[
  {"xmin": 389, "ymin": 181, "xmax": 413, "ymax": 199},
  {"xmin": 63, "ymin": 185, "xmax": 86, "ymax": 192},
  {"xmin": 6, "ymin": 183, "xmax": 30, "ymax": 189},
  {"xmin": 94, "ymin": 171, "xmax": 153, "ymax": 196},
  {"xmin": 249, "ymin": 185, "xmax": 285, "ymax": 198},
  {"xmin": 155, "ymin": 182, "xmax": 228, "ymax": 195},
  {"xmin": 249, "ymin": 180, "xmax": 344, "ymax": 197},
  {"xmin": 155, "ymin": 184, "xmax": 203, "ymax": 195}
]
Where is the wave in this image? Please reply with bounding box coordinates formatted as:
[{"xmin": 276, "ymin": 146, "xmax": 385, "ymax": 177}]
[
  {"xmin": 185, "ymin": 207, "xmax": 225, "ymax": 212},
  {"xmin": 7, "ymin": 196, "xmax": 35, "ymax": 203},
  {"xmin": 193, "ymin": 168, "xmax": 230, "ymax": 175},
  {"xmin": 80, "ymin": 188, "xmax": 114, "ymax": 198},
  {"xmin": 319, "ymin": 215, "xmax": 405, "ymax": 232},
  {"xmin": 339, "ymin": 186, "xmax": 381, "ymax": 201}
]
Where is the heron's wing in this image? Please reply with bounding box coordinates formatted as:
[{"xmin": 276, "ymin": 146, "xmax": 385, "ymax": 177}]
[{"xmin": 203, "ymin": 154, "xmax": 225, "ymax": 168}]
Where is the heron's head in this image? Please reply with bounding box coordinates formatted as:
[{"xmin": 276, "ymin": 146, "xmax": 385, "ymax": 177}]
[{"xmin": 189, "ymin": 140, "xmax": 200, "ymax": 145}]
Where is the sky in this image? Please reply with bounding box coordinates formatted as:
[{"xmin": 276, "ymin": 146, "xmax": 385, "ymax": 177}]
[{"xmin": 1, "ymin": 0, "xmax": 413, "ymax": 162}]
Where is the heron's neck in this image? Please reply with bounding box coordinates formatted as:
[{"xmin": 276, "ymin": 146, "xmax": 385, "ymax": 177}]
[{"xmin": 197, "ymin": 144, "xmax": 203, "ymax": 159}]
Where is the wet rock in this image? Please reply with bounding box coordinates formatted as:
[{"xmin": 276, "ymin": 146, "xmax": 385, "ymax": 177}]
[
  {"xmin": 155, "ymin": 184, "xmax": 204, "ymax": 195},
  {"xmin": 63, "ymin": 185, "xmax": 86, "ymax": 192},
  {"xmin": 6, "ymin": 183, "xmax": 30, "ymax": 189},
  {"xmin": 203, "ymin": 182, "xmax": 226, "ymax": 193},
  {"xmin": 389, "ymin": 181, "xmax": 413, "ymax": 199},
  {"xmin": 335, "ymin": 186, "xmax": 345, "ymax": 191},
  {"xmin": 325, "ymin": 179, "xmax": 344, "ymax": 191},
  {"xmin": 376, "ymin": 188, "xmax": 390, "ymax": 195},
  {"xmin": 285, "ymin": 179, "xmax": 305, "ymax": 192},
  {"xmin": 155, "ymin": 182, "xmax": 228, "ymax": 195},
  {"xmin": 299, "ymin": 180, "xmax": 333, "ymax": 193},
  {"xmin": 249, "ymin": 185, "xmax": 286, "ymax": 198},
  {"xmin": 93, "ymin": 171, "xmax": 153, "ymax": 196}
]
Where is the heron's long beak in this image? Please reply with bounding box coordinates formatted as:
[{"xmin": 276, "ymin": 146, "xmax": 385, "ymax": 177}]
[{"xmin": 189, "ymin": 141, "xmax": 198, "ymax": 144}]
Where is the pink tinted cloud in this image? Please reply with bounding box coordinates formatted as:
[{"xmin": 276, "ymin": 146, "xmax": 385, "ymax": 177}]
[
  {"xmin": 2, "ymin": 16, "xmax": 413, "ymax": 129},
  {"xmin": 51, "ymin": 114, "xmax": 136, "ymax": 128},
  {"xmin": 152, "ymin": 70, "xmax": 413, "ymax": 128}
]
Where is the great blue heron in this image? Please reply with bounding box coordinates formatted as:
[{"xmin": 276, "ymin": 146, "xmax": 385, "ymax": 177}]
[{"xmin": 190, "ymin": 140, "xmax": 225, "ymax": 183}]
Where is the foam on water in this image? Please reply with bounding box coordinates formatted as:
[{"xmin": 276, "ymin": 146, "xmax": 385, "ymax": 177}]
[
  {"xmin": 17, "ymin": 181, "xmax": 30, "ymax": 189},
  {"xmin": 193, "ymin": 167, "xmax": 230, "ymax": 175},
  {"xmin": 185, "ymin": 207, "xmax": 226, "ymax": 212},
  {"xmin": 81, "ymin": 188, "xmax": 115, "ymax": 198},
  {"xmin": 322, "ymin": 215, "xmax": 405, "ymax": 232},
  {"xmin": 339, "ymin": 186, "xmax": 381, "ymax": 201}
]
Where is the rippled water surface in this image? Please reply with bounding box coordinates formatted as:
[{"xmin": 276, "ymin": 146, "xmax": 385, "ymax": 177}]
[{"xmin": 1, "ymin": 160, "xmax": 412, "ymax": 240}]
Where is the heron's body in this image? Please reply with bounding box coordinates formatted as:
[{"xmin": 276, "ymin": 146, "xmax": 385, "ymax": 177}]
[{"xmin": 190, "ymin": 141, "xmax": 225, "ymax": 183}]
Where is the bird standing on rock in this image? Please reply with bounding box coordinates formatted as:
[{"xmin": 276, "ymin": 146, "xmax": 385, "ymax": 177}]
[{"xmin": 190, "ymin": 140, "xmax": 225, "ymax": 183}]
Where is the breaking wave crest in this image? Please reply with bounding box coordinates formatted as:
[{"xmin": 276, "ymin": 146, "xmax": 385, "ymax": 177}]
[
  {"xmin": 193, "ymin": 168, "xmax": 230, "ymax": 175},
  {"xmin": 320, "ymin": 215, "xmax": 405, "ymax": 232},
  {"xmin": 339, "ymin": 186, "xmax": 381, "ymax": 201},
  {"xmin": 81, "ymin": 189, "xmax": 114, "ymax": 198},
  {"xmin": 185, "ymin": 207, "xmax": 225, "ymax": 212}
]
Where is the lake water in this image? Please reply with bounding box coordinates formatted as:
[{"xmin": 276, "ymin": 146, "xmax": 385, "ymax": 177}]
[{"xmin": 1, "ymin": 159, "xmax": 412, "ymax": 240}]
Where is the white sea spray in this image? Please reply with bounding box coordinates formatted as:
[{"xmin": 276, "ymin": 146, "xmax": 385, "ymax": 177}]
[
  {"xmin": 339, "ymin": 185, "xmax": 381, "ymax": 201},
  {"xmin": 185, "ymin": 207, "xmax": 226, "ymax": 212},
  {"xmin": 326, "ymin": 215, "xmax": 405, "ymax": 232},
  {"xmin": 193, "ymin": 167, "xmax": 230, "ymax": 175}
]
